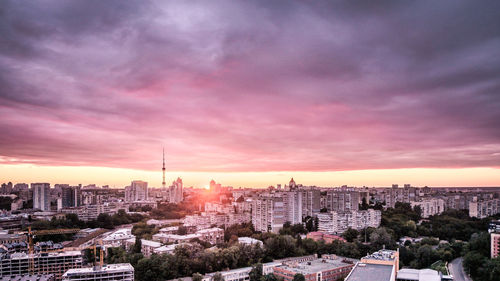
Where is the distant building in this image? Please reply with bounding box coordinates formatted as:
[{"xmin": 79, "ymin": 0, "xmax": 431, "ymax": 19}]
[
  {"xmin": 62, "ymin": 263, "xmax": 134, "ymax": 281},
  {"xmin": 125, "ymin": 181, "xmax": 148, "ymax": 202},
  {"xmin": 410, "ymin": 198, "xmax": 445, "ymax": 218},
  {"xmin": 469, "ymin": 198, "xmax": 500, "ymax": 218},
  {"xmin": 325, "ymin": 190, "xmax": 359, "ymax": 212},
  {"xmin": 60, "ymin": 185, "xmax": 81, "ymax": 208},
  {"xmin": 396, "ymin": 268, "xmax": 453, "ymax": 281},
  {"xmin": 32, "ymin": 183, "xmax": 50, "ymax": 211},
  {"xmin": 317, "ymin": 209, "xmax": 381, "ymax": 233},
  {"xmin": 124, "ymin": 239, "xmax": 161, "ymax": 257},
  {"xmin": 169, "ymin": 178, "xmax": 183, "ymax": 203},
  {"xmin": 252, "ymin": 195, "xmax": 285, "ymax": 233}
]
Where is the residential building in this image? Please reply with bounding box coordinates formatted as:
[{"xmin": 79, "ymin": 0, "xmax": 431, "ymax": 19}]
[
  {"xmin": 125, "ymin": 181, "xmax": 148, "ymax": 202},
  {"xmin": 252, "ymin": 195, "xmax": 285, "ymax": 233},
  {"xmin": 32, "ymin": 183, "xmax": 50, "ymax": 211},
  {"xmin": 317, "ymin": 209, "xmax": 381, "ymax": 233},
  {"xmin": 124, "ymin": 239, "xmax": 161, "ymax": 257},
  {"xmin": 325, "ymin": 190, "xmax": 359, "ymax": 212},
  {"xmin": 196, "ymin": 227, "xmax": 224, "ymax": 244},
  {"xmin": 60, "ymin": 185, "xmax": 81, "ymax": 208},
  {"xmin": 469, "ymin": 198, "xmax": 500, "ymax": 218},
  {"xmin": 491, "ymin": 233, "xmax": 500, "ymax": 258},
  {"xmin": 0, "ymin": 251, "xmax": 83, "ymax": 281},
  {"xmin": 410, "ymin": 198, "xmax": 445, "ymax": 218},
  {"xmin": 62, "ymin": 263, "xmax": 134, "ymax": 281},
  {"xmin": 273, "ymin": 255, "xmax": 356, "ymax": 281}
]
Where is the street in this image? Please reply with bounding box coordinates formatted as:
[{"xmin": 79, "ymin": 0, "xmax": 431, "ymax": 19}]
[{"xmin": 449, "ymin": 258, "xmax": 473, "ymax": 281}]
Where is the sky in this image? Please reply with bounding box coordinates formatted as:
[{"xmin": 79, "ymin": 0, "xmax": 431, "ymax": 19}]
[{"xmin": 1, "ymin": 1, "xmax": 500, "ymax": 188}]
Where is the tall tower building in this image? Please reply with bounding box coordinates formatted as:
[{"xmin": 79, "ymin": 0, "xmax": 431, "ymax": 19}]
[
  {"xmin": 162, "ymin": 148, "xmax": 166, "ymax": 189},
  {"xmin": 125, "ymin": 181, "xmax": 148, "ymax": 202},
  {"xmin": 169, "ymin": 178, "xmax": 183, "ymax": 203},
  {"xmin": 32, "ymin": 183, "xmax": 50, "ymax": 211}
]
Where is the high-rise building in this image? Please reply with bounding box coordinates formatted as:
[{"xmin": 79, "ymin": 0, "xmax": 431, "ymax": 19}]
[
  {"xmin": 62, "ymin": 263, "xmax": 134, "ymax": 281},
  {"xmin": 169, "ymin": 178, "xmax": 183, "ymax": 203},
  {"xmin": 32, "ymin": 183, "xmax": 50, "ymax": 211},
  {"xmin": 317, "ymin": 209, "xmax": 382, "ymax": 234},
  {"xmin": 125, "ymin": 181, "xmax": 148, "ymax": 202},
  {"xmin": 60, "ymin": 185, "xmax": 81, "ymax": 208},
  {"xmin": 325, "ymin": 190, "xmax": 359, "ymax": 212},
  {"xmin": 252, "ymin": 195, "xmax": 285, "ymax": 233}
]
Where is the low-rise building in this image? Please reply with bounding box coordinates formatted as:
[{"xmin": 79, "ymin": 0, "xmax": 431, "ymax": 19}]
[
  {"xmin": 124, "ymin": 239, "xmax": 161, "ymax": 257},
  {"xmin": 196, "ymin": 228, "xmax": 224, "ymax": 244},
  {"xmin": 62, "ymin": 263, "xmax": 134, "ymax": 281},
  {"xmin": 345, "ymin": 250, "xmax": 399, "ymax": 281},
  {"xmin": 306, "ymin": 232, "xmax": 346, "ymax": 243},
  {"xmin": 273, "ymin": 255, "xmax": 356, "ymax": 281}
]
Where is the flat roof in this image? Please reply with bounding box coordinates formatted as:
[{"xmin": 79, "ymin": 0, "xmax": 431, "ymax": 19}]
[
  {"xmin": 63, "ymin": 263, "xmax": 134, "ymax": 275},
  {"xmin": 276, "ymin": 257, "xmax": 355, "ymax": 275},
  {"xmin": 345, "ymin": 263, "xmax": 394, "ymax": 281}
]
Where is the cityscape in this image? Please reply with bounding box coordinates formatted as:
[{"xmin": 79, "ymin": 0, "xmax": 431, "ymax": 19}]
[{"xmin": 1, "ymin": 1, "xmax": 500, "ymax": 281}]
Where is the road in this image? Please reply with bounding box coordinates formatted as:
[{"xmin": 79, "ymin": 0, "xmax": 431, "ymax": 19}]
[{"xmin": 449, "ymin": 258, "xmax": 473, "ymax": 281}]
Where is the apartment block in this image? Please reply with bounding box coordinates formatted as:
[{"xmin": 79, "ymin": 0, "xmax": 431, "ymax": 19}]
[{"xmin": 410, "ymin": 198, "xmax": 445, "ymax": 218}]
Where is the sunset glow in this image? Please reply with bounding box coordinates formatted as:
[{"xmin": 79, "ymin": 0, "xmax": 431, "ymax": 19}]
[{"xmin": 1, "ymin": 1, "xmax": 500, "ymax": 188}]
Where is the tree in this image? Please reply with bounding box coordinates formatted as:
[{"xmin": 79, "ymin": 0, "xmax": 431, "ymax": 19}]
[
  {"xmin": 293, "ymin": 274, "xmax": 305, "ymax": 281},
  {"xmin": 133, "ymin": 236, "xmax": 142, "ymax": 254},
  {"xmin": 212, "ymin": 273, "xmax": 224, "ymax": 281},
  {"xmin": 249, "ymin": 264, "xmax": 263, "ymax": 281},
  {"xmin": 342, "ymin": 228, "xmax": 359, "ymax": 242},
  {"xmin": 360, "ymin": 197, "xmax": 369, "ymax": 210},
  {"xmin": 193, "ymin": 273, "xmax": 203, "ymax": 281},
  {"xmin": 178, "ymin": 226, "xmax": 188, "ymax": 235}
]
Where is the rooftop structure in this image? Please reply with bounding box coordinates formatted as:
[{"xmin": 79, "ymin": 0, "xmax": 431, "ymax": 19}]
[
  {"xmin": 62, "ymin": 263, "xmax": 134, "ymax": 281},
  {"xmin": 274, "ymin": 255, "xmax": 356, "ymax": 281},
  {"xmin": 345, "ymin": 250, "xmax": 399, "ymax": 281},
  {"xmin": 396, "ymin": 268, "xmax": 453, "ymax": 281}
]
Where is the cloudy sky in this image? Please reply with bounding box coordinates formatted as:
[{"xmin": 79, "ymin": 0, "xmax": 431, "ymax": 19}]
[{"xmin": 1, "ymin": 1, "xmax": 500, "ymax": 187}]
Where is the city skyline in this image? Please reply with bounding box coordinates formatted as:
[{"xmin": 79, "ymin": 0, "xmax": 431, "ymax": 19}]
[{"xmin": 1, "ymin": 1, "xmax": 500, "ymax": 187}]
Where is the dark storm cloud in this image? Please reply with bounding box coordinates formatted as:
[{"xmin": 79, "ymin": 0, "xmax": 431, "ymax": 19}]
[{"xmin": 0, "ymin": 0, "xmax": 499, "ymax": 172}]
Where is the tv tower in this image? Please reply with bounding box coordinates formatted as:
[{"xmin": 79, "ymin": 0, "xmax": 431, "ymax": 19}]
[{"xmin": 162, "ymin": 148, "xmax": 166, "ymax": 188}]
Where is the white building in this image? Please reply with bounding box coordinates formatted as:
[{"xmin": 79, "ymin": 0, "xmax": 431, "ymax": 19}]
[
  {"xmin": 469, "ymin": 198, "xmax": 500, "ymax": 218},
  {"xmin": 124, "ymin": 239, "xmax": 161, "ymax": 257},
  {"xmin": 102, "ymin": 228, "xmax": 134, "ymax": 247},
  {"xmin": 411, "ymin": 198, "xmax": 445, "ymax": 218},
  {"xmin": 252, "ymin": 195, "xmax": 285, "ymax": 233},
  {"xmin": 62, "ymin": 263, "xmax": 134, "ymax": 281},
  {"xmin": 238, "ymin": 237, "xmax": 263, "ymax": 246},
  {"xmin": 317, "ymin": 209, "xmax": 381, "ymax": 233},
  {"xmin": 32, "ymin": 183, "xmax": 50, "ymax": 211}
]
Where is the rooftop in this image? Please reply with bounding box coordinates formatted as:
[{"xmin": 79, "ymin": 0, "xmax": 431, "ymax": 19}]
[
  {"xmin": 277, "ymin": 256, "xmax": 356, "ymax": 275},
  {"xmin": 397, "ymin": 268, "xmax": 445, "ymax": 281},
  {"xmin": 362, "ymin": 250, "xmax": 398, "ymax": 262},
  {"xmin": 63, "ymin": 263, "xmax": 134, "ymax": 276},
  {"xmin": 345, "ymin": 263, "xmax": 394, "ymax": 281}
]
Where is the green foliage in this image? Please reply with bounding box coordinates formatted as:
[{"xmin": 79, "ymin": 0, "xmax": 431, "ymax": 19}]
[
  {"xmin": 132, "ymin": 222, "xmax": 158, "ymax": 240},
  {"xmin": 249, "ymin": 263, "xmax": 263, "ymax": 281},
  {"xmin": 292, "ymin": 274, "xmax": 305, "ymax": 281},
  {"xmin": 342, "ymin": 228, "xmax": 359, "ymax": 242},
  {"xmin": 224, "ymin": 223, "xmax": 255, "ymax": 241},
  {"xmin": 192, "ymin": 273, "xmax": 203, "ymax": 281},
  {"xmin": 150, "ymin": 202, "xmax": 197, "ymax": 219},
  {"xmin": 212, "ymin": 273, "xmax": 224, "ymax": 281}
]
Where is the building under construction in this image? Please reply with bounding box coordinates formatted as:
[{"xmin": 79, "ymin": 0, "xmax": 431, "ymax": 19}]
[{"xmin": 0, "ymin": 251, "xmax": 83, "ymax": 280}]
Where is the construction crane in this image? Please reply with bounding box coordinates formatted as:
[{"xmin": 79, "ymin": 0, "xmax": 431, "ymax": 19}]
[{"xmin": 24, "ymin": 227, "xmax": 81, "ymax": 274}]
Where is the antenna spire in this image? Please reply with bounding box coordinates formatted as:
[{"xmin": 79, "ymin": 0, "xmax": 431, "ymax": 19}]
[{"xmin": 162, "ymin": 148, "xmax": 166, "ymax": 188}]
